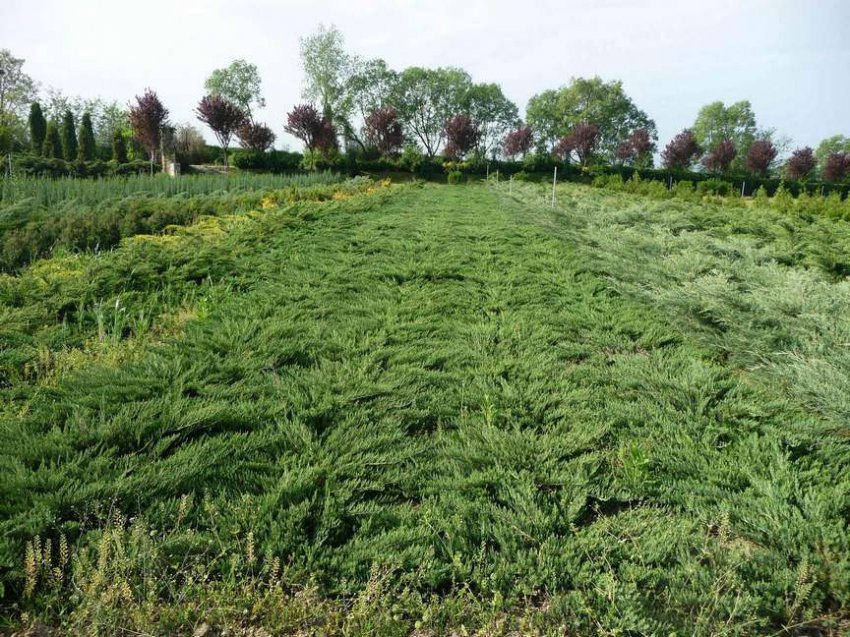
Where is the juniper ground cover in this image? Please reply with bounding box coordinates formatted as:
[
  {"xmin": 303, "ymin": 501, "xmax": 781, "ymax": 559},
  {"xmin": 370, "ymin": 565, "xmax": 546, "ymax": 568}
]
[{"xmin": 1, "ymin": 178, "xmax": 849, "ymax": 635}]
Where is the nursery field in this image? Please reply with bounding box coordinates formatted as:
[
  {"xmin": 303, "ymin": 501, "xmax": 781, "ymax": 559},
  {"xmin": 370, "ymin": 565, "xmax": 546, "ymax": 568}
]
[{"xmin": 2, "ymin": 178, "xmax": 850, "ymax": 635}]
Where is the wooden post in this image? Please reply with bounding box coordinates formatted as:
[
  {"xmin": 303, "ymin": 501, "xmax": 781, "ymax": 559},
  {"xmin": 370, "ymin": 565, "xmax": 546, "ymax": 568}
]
[
  {"xmin": 486, "ymin": 163, "xmax": 490, "ymax": 180},
  {"xmin": 509, "ymin": 174, "xmax": 513, "ymax": 195},
  {"xmin": 552, "ymin": 166, "xmax": 557, "ymax": 208}
]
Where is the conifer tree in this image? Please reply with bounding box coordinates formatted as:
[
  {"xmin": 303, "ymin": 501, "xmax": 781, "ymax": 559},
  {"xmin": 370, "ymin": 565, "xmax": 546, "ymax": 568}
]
[
  {"xmin": 60, "ymin": 109, "xmax": 77, "ymax": 161},
  {"xmin": 42, "ymin": 120, "xmax": 62, "ymax": 158},
  {"xmin": 111, "ymin": 129, "xmax": 127, "ymax": 163},
  {"xmin": 77, "ymin": 112, "xmax": 96, "ymax": 161},
  {"xmin": 28, "ymin": 102, "xmax": 46, "ymax": 155}
]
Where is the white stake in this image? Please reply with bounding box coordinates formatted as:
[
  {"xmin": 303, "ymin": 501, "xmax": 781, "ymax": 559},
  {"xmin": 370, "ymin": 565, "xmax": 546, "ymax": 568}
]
[
  {"xmin": 509, "ymin": 174, "xmax": 513, "ymax": 195},
  {"xmin": 552, "ymin": 166, "xmax": 557, "ymax": 208},
  {"xmin": 741, "ymin": 181, "xmax": 745, "ymax": 197}
]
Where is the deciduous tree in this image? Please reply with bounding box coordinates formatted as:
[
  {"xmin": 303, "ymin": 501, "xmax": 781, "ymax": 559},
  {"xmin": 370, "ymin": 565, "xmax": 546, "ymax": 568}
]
[
  {"xmin": 526, "ymin": 77, "xmax": 656, "ymax": 160},
  {"xmin": 195, "ymin": 94, "xmax": 246, "ymax": 168},
  {"xmin": 129, "ymin": 88, "xmax": 169, "ymax": 174},
  {"xmin": 205, "ymin": 59, "xmax": 265, "ymax": 122},
  {"xmin": 615, "ymin": 128, "xmax": 654, "ymax": 168},
  {"xmin": 554, "ymin": 122, "xmax": 599, "ymax": 166},
  {"xmin": 443, "ymin": 114, "xmax": 481, "ymax": 161},
  {"xmin": 744, "ymin": 139, "xmax": 777, "ymax": 177},
  {"xmin": 390, "ymin": 66, "xmax": 472, "ymax": 158},
  {"xmin": 363, "ymin": 106, "xmax": 404, "ymax": 156},
  {"xmin": 461, "ymin": 82, "xmax": 519, "ymax": 158},
  {"xmin": 315, "ymin": 118, "xmax": 338, "ymax": 158},
  {"xmin": 300, "ymin": 24, "xmax": 354, "ymax": 133},
  {"xmin": 785, "ymin": 147, "xmax": 816, "ymax": 180},
  {"xmin": 95, "ymin": 101, "xmax": 129, "ymax": 149},
  {"xmin": 173, "ymin": 123, "xmax": 206, "ymax": 164},
  {"xmin": 503, "ymin": 126, "xmax": 533, "ymax": 159},
  {"xmin": 814, "ymin": 135, "xmax": 850, "ymax": 169},
  {"xmin": 237, "ymin": 121, "xmax": 276, "ymax": 153},
  {"xmin": 285, "ymin": 103, "xmax": 335, "ymax": 169},
  {"xmin": 703, "ymin": 139, "xmax": 737, "ymax": 173},
  {"xmin": 661, "ymin": 129, "xmax": 702, "ymax": 170},
  {"xmin": 823, "ymin": 152, "xmax": 850, "ymax": 183},
  {"xmin": 692, "ymin": 101, "xmax": 756, "ymax": 167},
  {"xmin": 0, "ymin": 49, "xmax": 38, "ymax": 124}
]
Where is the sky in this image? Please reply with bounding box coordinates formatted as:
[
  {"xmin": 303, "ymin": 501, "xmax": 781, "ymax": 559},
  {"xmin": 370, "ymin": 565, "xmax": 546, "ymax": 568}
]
[{"xmin": 2, "ymin": 0, "xmax": 849, "ymax": 152}]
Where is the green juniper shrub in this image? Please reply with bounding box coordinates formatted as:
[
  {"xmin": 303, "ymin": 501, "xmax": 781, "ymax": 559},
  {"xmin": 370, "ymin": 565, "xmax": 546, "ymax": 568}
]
[{"xmin": 697, "ymin": 178, "xmax": 732, "ymax": 197}]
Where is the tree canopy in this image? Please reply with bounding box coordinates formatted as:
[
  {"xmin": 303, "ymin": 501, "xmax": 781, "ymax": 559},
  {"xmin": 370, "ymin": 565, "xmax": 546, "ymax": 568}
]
[
  {"xmin": 195, "ymin": 94, "xmax": 247, "ymax": 168},
  {"xmin": 205, "ymin": 59, "xmax": 265, "ymax": 121},
  {"xmin": 815, "ymin": 135, "xmax": 850, "ymax": 170},
  {"xmin": 461, "ymin": 82, "xmax": 519, "ymax": 158},
  {"xmin": 526, "ymin": 77, "xmax": 656, "ymax": 160},
  {"xmin": 128, "ymin": 88, "xmax": 169, "ymax": 173},
  {"xmin": 390, "ymin": 66, "xmax": 472, "ymax": 158},
  {"xmin": 299, "ymin": 24, "xmax": 354, "ymax": 128},
  {"xmin": 691, "ymin": 100, "xmax": 757, "ymax": 165},
  {"xmin": 0, "ymin": 49, "xmax": 38, "ymax": 125}
]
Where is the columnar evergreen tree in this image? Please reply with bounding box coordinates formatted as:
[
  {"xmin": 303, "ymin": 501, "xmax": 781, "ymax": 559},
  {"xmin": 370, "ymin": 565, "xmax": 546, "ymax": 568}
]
[
  {"xmin": 111, "ymin": 129, "xmax": 127, "ymax": 163},
  {"xmin": 28, "ymin": 102, "xmax": 46, "ymax": 155},
  {"xmin": 77, "ymin": 112, "xmax": 96, "ymax": 161},
  {"xmin": 60, "ymin": 110, "xmax": 77, "ymax": 161},
  {"xmin": 42, "ymin": 120, "xmax": 61, "ymax": 158}
]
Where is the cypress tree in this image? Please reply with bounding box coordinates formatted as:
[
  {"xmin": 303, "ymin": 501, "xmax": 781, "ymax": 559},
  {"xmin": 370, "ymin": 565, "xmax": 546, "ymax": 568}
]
[
  {"xmin": 43, "ymin": 121, "xmax": 62, "ymax": 158},
  {"xmin": 112, "ymin": 129, "xmax": 128, "ymax": 163},
  {"xmin": 28, "ymin": 102, "xmax": 47, "ymax": 155},
  {"xmin": 60, "ymin": 110, "xmax": 77, "ymax": 161},
  {"xmin": 77, "ymin": 112, "xmax": 96, "ymax": 161}
]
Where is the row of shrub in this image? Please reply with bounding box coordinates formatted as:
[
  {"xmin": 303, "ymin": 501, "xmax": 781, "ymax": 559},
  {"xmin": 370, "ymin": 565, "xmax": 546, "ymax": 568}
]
[
  {"xmin": 10, "ymin": 148, "xmax": 848, "ymax": 202},
  {"xmin": 12, "ymin": 156, "xmax": 157, "ymax": 178},
  {"xmin": 230, "ymin": 150, "xmax": 305, "ymax": 172},
  {"xmin": 336, "ymin": 153, "xmax": 850, "ymax": 198},
  {"xmin": 590, "ymin": 172, "xmax": 850, "ymax": 220},
  {"xmin": 0, "ymin": 177, "xmax": 373, "ymax": 273}
]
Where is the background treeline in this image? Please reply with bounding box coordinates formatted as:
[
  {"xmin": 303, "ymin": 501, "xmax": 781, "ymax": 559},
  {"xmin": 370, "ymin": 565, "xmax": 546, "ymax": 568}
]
[{"xmin": 1, "ymin": 28, "xmax": 848, "ymax": 190}]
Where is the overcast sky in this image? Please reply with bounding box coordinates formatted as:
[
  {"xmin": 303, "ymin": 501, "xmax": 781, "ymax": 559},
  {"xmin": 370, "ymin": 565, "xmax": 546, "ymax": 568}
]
[{"xmin": 2, "ymin": 0, "xmax": 848, "ymax": 152}]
